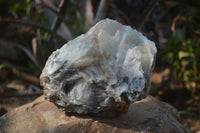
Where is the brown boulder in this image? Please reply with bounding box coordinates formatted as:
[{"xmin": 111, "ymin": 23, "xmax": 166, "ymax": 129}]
[{"xmin": 0, "ymin": 96, "xmax": 187, "ymax": 133}]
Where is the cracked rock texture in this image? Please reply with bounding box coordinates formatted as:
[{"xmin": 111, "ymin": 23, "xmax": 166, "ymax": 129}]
[
  {"xmin": 40, "ymin": 19, "xmax": 157, "ymax": 114},
  {"xmin": 0, "ymin": 96, "xmax": 187, "ymax": 133}
]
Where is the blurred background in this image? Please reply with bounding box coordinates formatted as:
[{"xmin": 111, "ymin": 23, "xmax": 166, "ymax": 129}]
[{"xmin": 0, "ymin": 0, "xmax": 199, "ymax": 132}]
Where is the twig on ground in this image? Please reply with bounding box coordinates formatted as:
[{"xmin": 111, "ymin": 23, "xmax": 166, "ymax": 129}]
[
  {"xmin": 12, "ymin": 68, "xmax": 40, "ymax": 86},
  {"xmin": 47, "ymin": 0, "xmax": 69, "ymax": 46},
  {"xmin": 93, "ymin": 0, "xmax": 108, "ymax": 25},
  {"xmin": 139, "ymin": 1, "xmax": 157, "ymax": 31}
]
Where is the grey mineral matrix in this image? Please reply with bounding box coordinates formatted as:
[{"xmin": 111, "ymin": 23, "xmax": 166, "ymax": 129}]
[{"xmin": 40, "ymin": 18, "xmax": 157, "ymax": 115}]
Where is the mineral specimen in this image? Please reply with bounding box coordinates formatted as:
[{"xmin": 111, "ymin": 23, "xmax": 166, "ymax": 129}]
[{"xmin": 40, "ymin": 18, "xmax": 157, "ymax": 115}]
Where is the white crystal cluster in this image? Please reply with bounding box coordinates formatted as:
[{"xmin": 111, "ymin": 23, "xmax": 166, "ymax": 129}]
[{"xmin": 40, "ymin": 19, "xmax": 157, "ymax": 114}]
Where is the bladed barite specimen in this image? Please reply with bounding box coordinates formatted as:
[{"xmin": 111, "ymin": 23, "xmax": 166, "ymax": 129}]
[{"xmin": 40, "ymin": 19, "xmax": 157, "ymax": 115}]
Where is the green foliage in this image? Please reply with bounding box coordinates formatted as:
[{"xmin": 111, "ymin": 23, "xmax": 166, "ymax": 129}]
[
  {"xmin": 0, "ymin": 64, "xmax": 6, "ymax": 69},
  {"xmin": 163, "ymin": 29, "xmax": 200, "ymax": 89},
  {"xmin": 178, "ymin": 110, "xmax": 199, "ymax": 117},
  {"xmin": 25, "ymin": 28, "xmax": 49, "ymax": 76},
  {"xmin": 8, "ymin": 0, "xmax": 30, "ymax": 17},
  {"xmin": 8, "ymin": 0, "xmax": 48, "ymax": 23},
  {"xmin": 161, "ymin": 1, "xmax": 200, "ymax": 94}
]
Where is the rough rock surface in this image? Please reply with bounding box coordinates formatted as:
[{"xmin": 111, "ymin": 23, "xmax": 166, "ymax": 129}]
[
  {"xmin": 40, "ymin": 19, "xmax": 157, "ymax": 114},
  {"xmin": 0, "ymin": 95, "xmax": 187, "ymax": 133}
]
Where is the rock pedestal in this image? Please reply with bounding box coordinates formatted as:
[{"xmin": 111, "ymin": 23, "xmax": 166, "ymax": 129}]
[{"xmin": 0, "ymin": 95, "xmax": 187, "ymax": 133}]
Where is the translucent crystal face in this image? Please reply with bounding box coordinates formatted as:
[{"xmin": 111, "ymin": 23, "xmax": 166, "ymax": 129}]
[{"xmin": 40, "ymin": 19, "xmax": 157, "ymax": 114}]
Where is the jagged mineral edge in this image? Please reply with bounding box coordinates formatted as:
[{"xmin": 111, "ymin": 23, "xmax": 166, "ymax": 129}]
[{"xmin": 40, "ymin": 18, "xmax": 157, "ymax": 115}]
